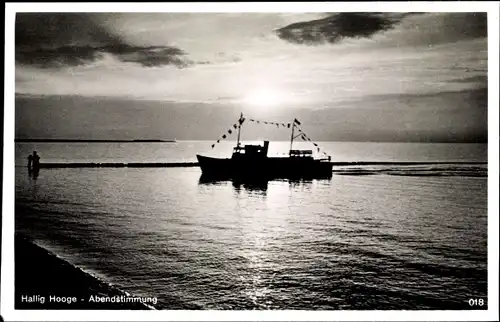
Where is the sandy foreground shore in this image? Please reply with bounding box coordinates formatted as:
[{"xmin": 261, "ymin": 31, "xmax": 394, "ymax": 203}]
[{"xmin": 14, "ymin": 234, "xmax": 154, "ymax": 310}]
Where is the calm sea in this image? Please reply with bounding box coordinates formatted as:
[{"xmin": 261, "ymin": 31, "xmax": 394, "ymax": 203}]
[{"xmin": 14, "ymin": 141, "xmax": 488, "ymax": 310}]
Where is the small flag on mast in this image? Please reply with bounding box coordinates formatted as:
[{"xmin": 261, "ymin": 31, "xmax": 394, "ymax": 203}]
[{"xmin": 294, "ymin": 118, "xmax": 301, "ymax": 125}]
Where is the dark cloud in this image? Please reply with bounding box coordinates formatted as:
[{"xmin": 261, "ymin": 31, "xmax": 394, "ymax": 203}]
[
  {"xmin": 436, "ymin": 13, "xmax": 487, "ymax": 40},
  {"xmin": 16, "ymin": 44, "xmax": 192, "ymax": 68},
  {"xmin": 17, "ymin": 45, "xmax": 99, "ymax": 68},
  {"xmin": 102, "ymin": 44, "xmax": 190, "ymax": 67},
  {"xmin": 448, "ymin": 75, "xmax": 487, "ymax": 85},
  {"xmin": 466, "ymin": 86, "xmax": 488, "ymax": 109},
  {"xmin": 15, "ymin": 13, "xmax": 122, "ymax": 48},
  {"xmin": 360, "ymin": 87, "xmax": 488, "ymax": 112},
  {"xmin": 275, "ymin": 12, "xmax": 486, "ymax": 46},
  {"xmin": 15, "ymin": 13, "xmax": 191, "ymax": 68},
  {"xmin": 275, "ymin": 13, "xmax": 413, "ymax": 45}
]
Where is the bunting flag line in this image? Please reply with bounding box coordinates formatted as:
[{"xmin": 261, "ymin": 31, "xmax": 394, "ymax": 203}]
[
  {"xmin": 245, "ymin": 117, "xmax": 302, "ymax": 129},
  {"xmin": 210, "ymin": 115, "xmax": 331, "ymax": 158},
  {"xmin": 247, "ymin": 118, "xmax": 295, "ymax": 128},
  {"xmin": 294, "ymin": 124, "xmax": 331, "ymax": 159},
  {"xmin": 211, "ymin": 119, "xmax": 244, "ymax": 148},
  {"xmin": 299, "ymin": 131, "xmax": 313, "ymax": 142}
]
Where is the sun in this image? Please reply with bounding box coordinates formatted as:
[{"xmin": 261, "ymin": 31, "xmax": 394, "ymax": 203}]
[{"xmin": 243, "ymin": 89, "xmax": 284, "ymax": 108}]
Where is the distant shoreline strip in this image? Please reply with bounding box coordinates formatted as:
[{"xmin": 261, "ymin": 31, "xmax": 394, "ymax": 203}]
[
  {"xmin": 36, "ymin": 161, "xmax": 487, "ymax": 169},
  {"xmin": 15, "ymin": 139, "xmax": 176, "ymax": 143}
]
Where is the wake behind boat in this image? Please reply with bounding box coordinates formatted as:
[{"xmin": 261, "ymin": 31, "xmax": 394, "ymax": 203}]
[{"xmin": 196, "ymin": 113, "xmax": 333, "ymax": 180}]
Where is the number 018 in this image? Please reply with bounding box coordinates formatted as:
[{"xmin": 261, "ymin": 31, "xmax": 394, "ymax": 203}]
[{"xmin": 469, "ymin": 298, "xmax": 485, "ymax": 306}]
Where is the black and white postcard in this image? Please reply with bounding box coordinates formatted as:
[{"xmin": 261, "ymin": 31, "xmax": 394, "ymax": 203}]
[{"xmin": 2, "ymin": 2, "xmax": 499, "ymax": 322}]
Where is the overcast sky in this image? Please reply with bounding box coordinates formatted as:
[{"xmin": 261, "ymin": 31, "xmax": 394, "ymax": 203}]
[{"xmin": 14, "ymin": 12, "xmax": 488, "ymax": 142}]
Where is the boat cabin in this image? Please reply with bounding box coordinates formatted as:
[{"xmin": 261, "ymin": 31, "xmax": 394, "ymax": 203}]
[{"xmin": 232, "ymin": 141, "xmax": 269, "ymax": 159}]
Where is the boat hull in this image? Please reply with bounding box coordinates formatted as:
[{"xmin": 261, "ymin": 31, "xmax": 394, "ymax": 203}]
[{"xmin": 196, "ymin": 154, "xmax": 333, "ymax": 180}]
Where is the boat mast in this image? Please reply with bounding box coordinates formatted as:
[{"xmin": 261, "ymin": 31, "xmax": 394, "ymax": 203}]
[
  {"xmin": 236, "ymin": 113, "xmax": 243, "ymax": 147},
  {"xmin": 289, "ymin": 120, "xmax": 295, "ymax": 155}
]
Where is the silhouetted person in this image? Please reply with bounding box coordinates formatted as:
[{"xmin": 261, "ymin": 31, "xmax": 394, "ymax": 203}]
[
  {"xmin": 27, "ymin": 154, "xmax": 33, "ymax": 174},
  {"xmin": 32, "ymin": 151, "xmax": 40, "ymax": 173}
]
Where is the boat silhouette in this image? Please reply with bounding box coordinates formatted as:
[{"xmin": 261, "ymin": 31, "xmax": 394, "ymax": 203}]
[{"xmin": 197, "ymin": 113, "xmax": 333, "ymax": 180}]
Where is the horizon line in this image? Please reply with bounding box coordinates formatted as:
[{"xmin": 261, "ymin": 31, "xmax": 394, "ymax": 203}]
[{"xmin": 14, "ymin": 138, "xmax": 488, "ymax": 144}]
